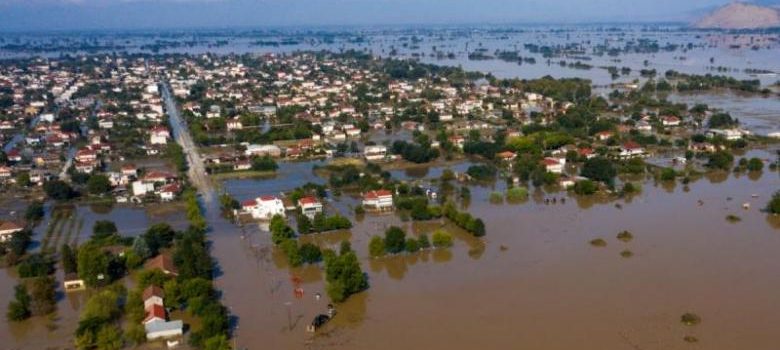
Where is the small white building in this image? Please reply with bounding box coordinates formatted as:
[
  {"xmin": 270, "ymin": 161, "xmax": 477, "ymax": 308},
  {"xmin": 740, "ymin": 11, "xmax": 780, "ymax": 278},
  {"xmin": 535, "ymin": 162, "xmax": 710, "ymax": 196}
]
[
  {"xmin": 619, "ymin": 142, "xmax": 646, "ymax": 158},
  {"xmin": 298, "ymin": 196, "xmax": 323, "ymax": 219},
  {"xmin": 363, "ymin": 145, "xmax": 387, "ymax": 161},
  {"xmin": 150, "ymin": 126, "xmax": 170, "ymax": 145},
  {"xmin": 0, "ymin": 221, "xmax": 24, "ymax": 242},
  {"xmin": 541, "ymin": 157, "xmax": 565, "ymax": 174},
  {"xmin": 245, "ymin": 144, "xmax": 282, "ymax": 158}
]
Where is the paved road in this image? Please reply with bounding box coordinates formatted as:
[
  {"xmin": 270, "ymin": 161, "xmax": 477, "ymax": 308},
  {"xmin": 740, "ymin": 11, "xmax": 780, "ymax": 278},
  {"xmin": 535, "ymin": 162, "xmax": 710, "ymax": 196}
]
[{"xmin": 161, "ymin": 82, "xmax": 215, "ymax": 204}]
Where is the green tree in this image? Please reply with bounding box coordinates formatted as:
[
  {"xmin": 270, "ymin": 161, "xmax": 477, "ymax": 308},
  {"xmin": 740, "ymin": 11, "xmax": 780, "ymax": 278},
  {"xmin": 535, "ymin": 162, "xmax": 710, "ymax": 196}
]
[
  {"xmin": 747, "ymin": 158, "xmax": 763, "ymax": 171},
  {"xmin": 6, "ymin": 284, "xmax": 31, "ymax": 321},
  {"xmin": 383, "ymin": 226, "xmax": 406, "ymax": 254},
  {"xmin": 61, "ymin": 244, "xmax": 78, "ymax": 274},
  {"xmin": 77, "ymin": 244, "xmax": 110, "ymax": 287},
  {"xmin": 29, "ymin": 276, "xmax": 57, "ymax": 316},
  {"xmin": 581, "ymin": 157, "xmax": 617, "ymax": 186},
  {"xmin": 432, "ymin": 230, "xmax": 453, "ymax": 248},
  {"xmin": 86, "ymin": 175, "xmax": 111, "ymax": 195},
  {"xmin": 92, "ymin": 220, "xmax": 118, "ymax": 242},
  {"xmin": 418, "ymin": 233, "xmax": 431, "ymax": 249},
  {"xmin": 204, "ymin": 335, "xmax": 231, "ymax": 350},
  {"xmin": 706, "ymin": 151, "xmax": 734, "ymax": 170},
  {"xmin": 368, "ymin": 236, "xmax": 385, "ymax": 257},
  {"xmin": 24, "ymin": 201, "xmax": 45, "ymax": 222},
  {"xmin": 251, "ymin": 156, "xmax": 278, "ymax": 171},
  {"xmin": 767, "ymin": 192, "xmax": 780, "ymax": 214},
  {"xmin": 43, "ymin": 180, "xmax": 76, "ymax": 200},
  {"xmin": 95, "ymin": 325, "xmax": 122, "ymax": 350},
  {"xmin": 324, "ymin": 247, "xmax": 368, "ymax": 303}
]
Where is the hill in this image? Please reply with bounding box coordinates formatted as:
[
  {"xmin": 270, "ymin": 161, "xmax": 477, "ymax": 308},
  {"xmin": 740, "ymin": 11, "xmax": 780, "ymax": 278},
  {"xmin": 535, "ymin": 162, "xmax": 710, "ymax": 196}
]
[{"xmin": 693, "ymin": 2, "xmax": 780, "ymax": 29}]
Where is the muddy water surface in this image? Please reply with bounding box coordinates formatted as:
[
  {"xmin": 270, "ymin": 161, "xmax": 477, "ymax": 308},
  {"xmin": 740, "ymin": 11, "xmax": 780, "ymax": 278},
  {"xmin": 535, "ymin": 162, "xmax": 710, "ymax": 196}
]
[{"xmin": 206, "ymin": 150, "xmax": 780, "ymax": 350}]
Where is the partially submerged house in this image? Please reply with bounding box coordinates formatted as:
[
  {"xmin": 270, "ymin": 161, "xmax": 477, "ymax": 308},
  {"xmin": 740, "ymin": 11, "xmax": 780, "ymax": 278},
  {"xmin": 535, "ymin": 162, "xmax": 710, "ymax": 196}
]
[{"xmin": 362, "ymin": 190, "xmax": 394, "ymax": 211}]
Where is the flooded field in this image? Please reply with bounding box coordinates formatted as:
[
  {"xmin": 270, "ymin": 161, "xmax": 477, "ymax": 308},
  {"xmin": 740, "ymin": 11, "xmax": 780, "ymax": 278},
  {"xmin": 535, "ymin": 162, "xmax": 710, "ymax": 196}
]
[
  {"xmin": 203, "ymin": 149, "xmax": 780, "ymax": 350},
  {"xmin": 0, "ymin": 202, "xmax": 189, "ymax": 350}
]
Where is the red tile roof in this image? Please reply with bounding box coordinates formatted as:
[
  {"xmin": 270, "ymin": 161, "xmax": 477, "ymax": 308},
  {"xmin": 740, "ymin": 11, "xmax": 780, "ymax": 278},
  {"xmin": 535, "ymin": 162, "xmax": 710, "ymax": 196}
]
[{"xmin": 144, "ymin": 304, "xmax": 166, "ymax": 323}]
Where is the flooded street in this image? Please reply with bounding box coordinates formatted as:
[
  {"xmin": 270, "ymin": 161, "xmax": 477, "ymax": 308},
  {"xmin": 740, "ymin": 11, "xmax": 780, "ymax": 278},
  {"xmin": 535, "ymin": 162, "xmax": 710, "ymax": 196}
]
[{"xmin": 203, "ymin": 151, "xmax": 780, "ymax": 350}]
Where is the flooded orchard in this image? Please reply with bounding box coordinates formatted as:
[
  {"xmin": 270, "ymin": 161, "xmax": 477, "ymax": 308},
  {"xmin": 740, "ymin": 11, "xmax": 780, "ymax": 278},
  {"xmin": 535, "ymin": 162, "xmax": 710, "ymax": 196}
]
[{"xmin": 206, "ymin": 150, "xmax": 780, "ymax": 350}]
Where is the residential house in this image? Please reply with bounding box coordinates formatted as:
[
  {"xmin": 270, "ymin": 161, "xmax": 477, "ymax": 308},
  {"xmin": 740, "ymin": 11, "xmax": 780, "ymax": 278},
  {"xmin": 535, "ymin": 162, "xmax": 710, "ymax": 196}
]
[
  {"xmin": 364, "ymin": 145, "xmax": 387, "ymax": 161},
  {"xmin": 362, "ymin": 190, "xmax": 394, "ymax": 210},
  {"xmin": 619, "ymin": 142, "xmax": 646, "ymax": 158},
  {"xmin": 0, "ymin": 221, "xmax": 23, "ymax": 242},
  {"xmin": 298, "ymin": 196, "xmax": 323, "ymax": 219}
]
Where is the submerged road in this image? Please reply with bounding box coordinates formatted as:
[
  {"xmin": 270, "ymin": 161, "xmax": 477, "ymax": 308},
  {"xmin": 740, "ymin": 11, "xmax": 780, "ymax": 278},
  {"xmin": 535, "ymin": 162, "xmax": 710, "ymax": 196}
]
[{"xmin": 161, "ymin": 82, "xmax": 215, "ymax": 204}]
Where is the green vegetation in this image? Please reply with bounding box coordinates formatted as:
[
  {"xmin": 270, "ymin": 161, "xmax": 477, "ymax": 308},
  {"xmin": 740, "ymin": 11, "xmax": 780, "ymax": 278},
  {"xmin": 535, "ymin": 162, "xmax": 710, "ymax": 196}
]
[
  {"xmin": 443, "ymin": 202, "xmax": 486, "ymax": 237},
  {"xmin": 251, "ymin": 155, "xmax": 278, "ymax": 171},
  {"xmin": 324, "ymin": 243, "xmax": 368, "ymax": 303},
  {"xmin": 297, "ymin": 213, "xmax": 352, "ymax": 234},
  {"xmin": 767, "ymin": 192, "xmax": 780, "ymax": 214},
  {"xmin": 616, "ymin": 230, "xmax": 634, "ymax": 242},
  {"xmin": 581, "ymin": 157, "xmax": 617, "ymax": 187},
  {"xmin": 432, "ymin": 229, "xmax": 453, "ymax": 248},
  {"xmin": 725, "ymin": 214, "xmax": 741, "ymax": 223},
  {"xmin": 589, "ymin": 238, "xmax": 607, "ymax": 247},
  {"xmin": 506, "ymin": 187, "xmax": 529, "ymax": 202},
  {"xmin": 6, "ymin": 284, "xmax": 31, "ymax": 321},
  {"xmin": 706, "ymin": 151, "xmax": 734, "ymax": 170},
  {"xmin": 680, "ymin": 313, "xmax": 701, "ymax": 326},
  {"xmin": 573, "ymin": 180, "xmax": 598, "ymax": 195}
]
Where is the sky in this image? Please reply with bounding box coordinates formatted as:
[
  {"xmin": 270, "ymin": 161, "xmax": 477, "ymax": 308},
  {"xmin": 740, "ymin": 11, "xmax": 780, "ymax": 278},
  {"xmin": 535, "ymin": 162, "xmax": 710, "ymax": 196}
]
[{"xmin": 0, "ymin": 0, "xmax": 776, "ymax": 32}]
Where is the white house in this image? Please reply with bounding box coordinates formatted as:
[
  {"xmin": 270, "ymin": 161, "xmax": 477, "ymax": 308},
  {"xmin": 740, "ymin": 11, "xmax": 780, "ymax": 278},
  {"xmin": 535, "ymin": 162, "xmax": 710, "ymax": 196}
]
[
  {"xmin": 150, "ymin": 126, "xmax": 170, "ymax": 145},
  {"xmin": 363, "ymin": 145, "xmax": 387, "ymax": 161},
  {"xmin": 362, "ymin": 190, "xmax": 394, "ymax": 210},
  {"xmin": 145, "ymin": 320, "xmax": 183, "ymax": 341},
  {"xmin": 0, "ymin": 221, "xmax": 24, "ymax": 242},
  {"xmin": 661, "ymin": 115, "xmax": 681, "ymax": 127},
  {"xmin": 541, "ymin": 157, "xmax": 565, "ymax": 174},
  {"xmin": 244, "ymin": 195, "xmax": 286, "ymax": 220},
  {"xmin": 707, "ymin": 128, "xmax": 745, "ymax": 141},
  {"xmin": 132, "ymin": 181, "xmax": 156, "ymax": 196},
  {"xmin": 245, "ymin": 144, "xmax": 282, "ymax": 158},
  {"xmin": 298, "ymin": 196, "xmax": 323, "ymax": 219},
  {"xmin": 619, "ymin": 142, "xmax": 645, "ymax": 158}
]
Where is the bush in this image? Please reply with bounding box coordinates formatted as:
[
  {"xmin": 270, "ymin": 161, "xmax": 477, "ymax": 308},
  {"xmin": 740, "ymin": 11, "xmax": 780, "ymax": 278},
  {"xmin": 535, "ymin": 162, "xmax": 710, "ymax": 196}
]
[
  {"xmin": 251, "ymin": 156, "xmax": 278, "ymax": 171},
  {"xmin": 589, "ymin": 238, "xmax": 607, "ymax": 247},
  {"xmin": 573, "ymin": 180, "xmax": 598, "ymax": 195},
  {"xmin": 6, "ymin": 285, "xmax": 31, "ymax": 321},
  {"xmin": 506, "ymin": 187, "xmax": 528, "ymax": 201},
  {"xmin": 616, "ymin": 230, "xmax": 633, "ymax": 242},
  {"xmin": 747, "ymin": 157, "xmax": 763, "ymax": 171},
  {"xmin": 768, "ymin": 192, "xmax": 780, "ymax": 214},
  {"xmin": 432, "ymin": 229, "xmax": 453, "ymax": 248},
  {"xmin": 384, "ymin": 226, "xmax": 406, "ymax": 254},
  {"xmin": 660, "ymin": 168, "xmax": 676, "ymax": 181},
  {"xmin": 418, "ymin": 234, "xmax": 431, "ymax": 249},
  {"xmin": 299, "ymin": 243, "xmax": 323, "ymax": 264},
  {"xmin": 324, "ymin": 247, "xmax": 368, "ymax": 303},
  {"xmin": 706, "ymin": 151, "xmax": 734, "ymax": 170},
  {"xmin": 680, "ymin": 313, "xmax": 701, "ymax": 326},
  {"xmin": 368, "ymin": 236, "xmax": 385, "ymax": 258},
  {"xmin": 404, "ymin": 238, "xmax": 420, "ymax": 253},
  {"xmin": 581, "ymin": 157, "xmax": 616, "ymax": 186}
]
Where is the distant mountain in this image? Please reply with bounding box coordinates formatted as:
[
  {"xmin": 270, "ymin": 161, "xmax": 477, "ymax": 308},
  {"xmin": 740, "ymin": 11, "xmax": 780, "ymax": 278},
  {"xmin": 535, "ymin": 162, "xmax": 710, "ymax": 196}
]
[{"xmin": 693, "ymin": 2, "xmax": 780, "ymax": 29}]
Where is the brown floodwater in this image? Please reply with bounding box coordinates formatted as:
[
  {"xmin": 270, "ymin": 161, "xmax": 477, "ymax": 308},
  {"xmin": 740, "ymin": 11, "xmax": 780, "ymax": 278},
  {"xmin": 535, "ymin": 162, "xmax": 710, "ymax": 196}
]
[
  {"xmin": 204, "ymin": 149, "xmax": 780, "ymax": 350},
  {"xmin": 0, "ymin": 203, "xmax": 189, "ymax": 350}
]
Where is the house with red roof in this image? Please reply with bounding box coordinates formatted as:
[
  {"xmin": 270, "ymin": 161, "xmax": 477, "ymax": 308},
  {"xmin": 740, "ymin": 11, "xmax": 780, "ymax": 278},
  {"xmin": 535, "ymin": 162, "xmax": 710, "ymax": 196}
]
[
  {"xmin": 298, "ymin": 196, "xmax": 323, "ymax": 219},
  {"xmin": 143, "ymin": 304, "xmax": 166, "ymax": 325},
  {"xmin": 0, "ymin": 221, "xmax": 24, "ymax": 242},
  {"xmin": 362, "ymin": 190, "xmax": 394, "ymax": 210},
  {"xmin": 619, "ymin": 141, "xmax": 645, "ymax": 159}
]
